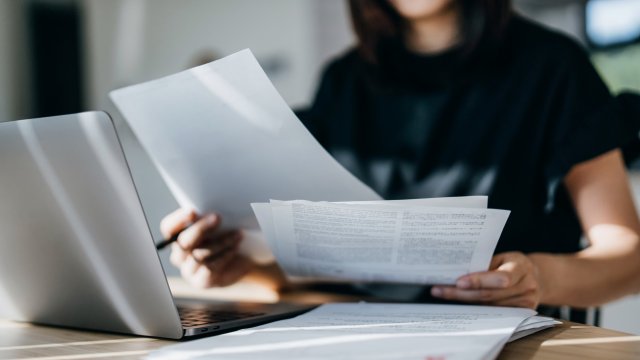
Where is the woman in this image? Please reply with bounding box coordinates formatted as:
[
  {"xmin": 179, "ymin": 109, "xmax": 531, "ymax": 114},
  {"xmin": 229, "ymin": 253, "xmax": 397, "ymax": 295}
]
[{"xmin": 161, "ymin": 0, "xmax": 640, "ymax": 315}]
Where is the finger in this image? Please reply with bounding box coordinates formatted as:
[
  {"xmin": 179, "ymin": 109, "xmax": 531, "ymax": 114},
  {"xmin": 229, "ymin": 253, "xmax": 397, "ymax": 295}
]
[
  {"xmin": 201, "ymin": 243, "xmax": 238, "ymax": 272},
  {"xmin": 190, "ymin": 230, "xmax": 242, "ymax": 263},
  {"xmin": 177, "ymin": 214, "xmax": 220, "ymax": 250},
  {"xmin": 457, "ymin": 258, "xmax": 528, "ymax": 290},
  {"xmin": 180, "ymin": 255, "xmax": 201, "ymax": 280},
  {"xmin": 160, "ymin": 208, "xmax": 199, "ymax": 239},
  {"xmin": 191, "ymin": 249, "xmax": 238, "ymax": 288},
  {"xmin": 455, "ymin": 271, "xmax": 511, "ymax": 289},
  {"xmin": 494, "ymin": 259, "xmax": 527, "ymax": 285},
  {"xmin": 170, "ymin": 242, "xmax": 188, "ymax": 267},
  {"xmin": 431, "ymin": 284, "xmax": 523, "ymax": 303},
  {"xmin": 217, "ymin": 256, "xmax": 254, "ymax": 287},
  {"xmin": 489, "ymin": 252, "xmax": 508, "ymax": 269},
  {"xmin": 191, "ymin": 263, "xmax": 225, "ymax": 289},
  {"xmin": 492, "ymin": 253, "xmax": 532, "ymax": 287}
]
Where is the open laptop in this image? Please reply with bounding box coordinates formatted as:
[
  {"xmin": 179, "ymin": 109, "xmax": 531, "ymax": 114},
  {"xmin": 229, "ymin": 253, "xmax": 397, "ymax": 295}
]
[{"xmin": 0, "ymin": 111, "xmax": 311, "ymax": 339}]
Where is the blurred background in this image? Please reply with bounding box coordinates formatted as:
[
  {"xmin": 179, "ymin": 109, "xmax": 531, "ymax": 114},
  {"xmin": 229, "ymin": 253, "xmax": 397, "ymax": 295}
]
[{"xmin": 0, "ymin": 0, "xmax": 639, "ymax": 333}]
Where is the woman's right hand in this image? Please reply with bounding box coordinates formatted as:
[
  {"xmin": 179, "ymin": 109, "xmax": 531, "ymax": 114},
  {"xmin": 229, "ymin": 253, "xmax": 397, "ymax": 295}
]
[{"xmin": 160, "ymin": 208, "xmax": 254, "ymax": 288}]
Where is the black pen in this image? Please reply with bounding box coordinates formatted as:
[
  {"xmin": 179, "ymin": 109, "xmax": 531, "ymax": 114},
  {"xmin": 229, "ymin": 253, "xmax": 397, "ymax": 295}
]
[{"xmin": 155, "ymin": 230, "xmax": 183, "ymax": 250}]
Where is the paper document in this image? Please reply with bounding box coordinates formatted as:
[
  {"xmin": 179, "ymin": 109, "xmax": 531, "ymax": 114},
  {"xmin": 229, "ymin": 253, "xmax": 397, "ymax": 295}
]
[
  {"xmin": 147, "ymin": 303, "xmax": 537, "ymax": 360},
  {"xmin": 252, "ymin": 198, "xmax": 510, "ymax": 284},
  {"xmin": 508, "ymin": 316, "xmax": 561, "ymax": 342},
  {"xmin": 110, "ymin": 49, "xmax": 380, "ymax": 233}
]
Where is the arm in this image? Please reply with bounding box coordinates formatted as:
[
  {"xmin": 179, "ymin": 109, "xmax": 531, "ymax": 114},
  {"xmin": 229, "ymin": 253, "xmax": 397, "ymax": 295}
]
[
  {"xmin": 431, "ymin": 149, "xmax": 640, "ymax": 308},
  {"xmin": 533, "ymin": 149, "xmax": 640, "ymax": 307}
]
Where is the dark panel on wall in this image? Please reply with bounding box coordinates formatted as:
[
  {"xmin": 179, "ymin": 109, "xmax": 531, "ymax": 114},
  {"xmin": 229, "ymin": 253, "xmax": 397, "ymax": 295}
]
[{"xmin": 27, "ymin": 0, "xmax": 84, "ymax": 117}]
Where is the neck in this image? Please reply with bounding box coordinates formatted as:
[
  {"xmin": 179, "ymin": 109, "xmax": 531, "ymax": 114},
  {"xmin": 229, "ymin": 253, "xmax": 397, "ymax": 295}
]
[{"xmin": 403, "ymin": 5, "xmax": 460, "ymax": 54}]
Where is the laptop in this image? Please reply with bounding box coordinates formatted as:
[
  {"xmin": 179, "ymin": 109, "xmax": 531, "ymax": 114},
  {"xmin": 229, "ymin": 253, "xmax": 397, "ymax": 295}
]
[{"xmin": 0, "ymin": 111, "xmax": 312, "ymax": 339}]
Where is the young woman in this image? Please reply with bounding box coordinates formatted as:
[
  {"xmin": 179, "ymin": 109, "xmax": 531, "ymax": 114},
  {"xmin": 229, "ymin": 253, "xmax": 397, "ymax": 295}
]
[{"xmin": 161, "ymin": 0, "xmax": 640, "ymax": 317}]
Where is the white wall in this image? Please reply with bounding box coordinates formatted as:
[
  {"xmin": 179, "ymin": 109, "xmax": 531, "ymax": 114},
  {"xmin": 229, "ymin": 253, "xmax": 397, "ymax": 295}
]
[
  {"xmin": 310, "ymin": 0, "xmax": 354, "ymax": 83},
  {"xmin": 85, "ymin": 0, "xmax": 324, "ymax": 111}
]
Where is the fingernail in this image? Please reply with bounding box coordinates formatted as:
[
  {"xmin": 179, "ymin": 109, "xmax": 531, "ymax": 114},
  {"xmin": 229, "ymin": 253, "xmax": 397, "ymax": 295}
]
[
  {"xmin": 207, "ymin": 214, "xmax": 218, "ymax": 225},
  {"xmin": 457, "ymin": 278, "xmax": 471, "ymax": 289},
  {"xmin": 431, "ymin": 287, "xmax": 443, "ymax": 297}
]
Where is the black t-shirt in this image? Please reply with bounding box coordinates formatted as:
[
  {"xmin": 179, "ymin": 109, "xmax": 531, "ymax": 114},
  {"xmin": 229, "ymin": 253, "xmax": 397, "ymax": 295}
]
[{"xmin": 300, "ymin": 16, "xmax": 625, "ymax": 256}]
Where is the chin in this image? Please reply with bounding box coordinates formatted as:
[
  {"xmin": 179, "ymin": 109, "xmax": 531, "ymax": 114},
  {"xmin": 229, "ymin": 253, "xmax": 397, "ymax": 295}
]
[{"xmin": 388, "ymin": 0, "xmax": 455, "ymax": 20}]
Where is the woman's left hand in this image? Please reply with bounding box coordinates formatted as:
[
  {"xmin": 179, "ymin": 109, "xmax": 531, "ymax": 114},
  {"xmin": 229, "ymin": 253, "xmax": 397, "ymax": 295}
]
[{"xmin": 430, "ymin": 252, "xmax": 543, "ymax": 309}]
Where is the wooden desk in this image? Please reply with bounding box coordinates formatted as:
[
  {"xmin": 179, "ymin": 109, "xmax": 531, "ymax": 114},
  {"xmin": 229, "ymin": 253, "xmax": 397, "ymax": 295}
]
[{"xmin": 2, "ymin": 278, "xmax": 639, "ymax": 360}]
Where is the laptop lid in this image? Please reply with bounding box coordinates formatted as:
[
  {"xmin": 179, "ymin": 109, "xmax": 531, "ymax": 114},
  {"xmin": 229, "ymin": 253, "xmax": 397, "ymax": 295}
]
[{"xmin": 0, "ymin": 111, "xmax": 183, "ymax": 339}]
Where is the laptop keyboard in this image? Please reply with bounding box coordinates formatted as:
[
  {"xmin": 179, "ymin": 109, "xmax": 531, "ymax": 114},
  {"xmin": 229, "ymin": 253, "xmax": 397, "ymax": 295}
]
[{"xmin": 177, "ymin": 306, "xmax": 266, "ymax": 328}]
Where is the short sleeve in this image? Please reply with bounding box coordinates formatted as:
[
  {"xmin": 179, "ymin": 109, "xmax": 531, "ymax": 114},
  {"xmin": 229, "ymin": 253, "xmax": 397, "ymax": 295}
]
[
  {"xmin": 617, "ymin": 92, "xmax": 640, "ymax": 165},
  {"xmin": 544, "ymin": 42, "xmax": 624, "ymax": 212}
]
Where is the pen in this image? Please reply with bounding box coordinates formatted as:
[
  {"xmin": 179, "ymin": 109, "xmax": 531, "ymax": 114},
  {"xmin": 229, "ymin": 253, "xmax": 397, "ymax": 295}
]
[
  {"xmin": 155, "ymin": 230, "xmax": 182, "ymax": 250},
  {"xmin": 155, "ymin": 228, "xmax": 236, "ymax": 264}
]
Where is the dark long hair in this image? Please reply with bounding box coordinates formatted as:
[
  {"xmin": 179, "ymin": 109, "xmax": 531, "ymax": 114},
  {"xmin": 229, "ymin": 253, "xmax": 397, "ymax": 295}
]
[{"xmin": 349, "ymin": 0, "xmax": 512, "ymax": 62}]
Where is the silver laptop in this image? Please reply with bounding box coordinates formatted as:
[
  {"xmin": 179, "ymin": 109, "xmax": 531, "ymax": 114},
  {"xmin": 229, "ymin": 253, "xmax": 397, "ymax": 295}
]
[{"xmin": 0, "ymin": 111, "xmax": 311, "ymax": 339}]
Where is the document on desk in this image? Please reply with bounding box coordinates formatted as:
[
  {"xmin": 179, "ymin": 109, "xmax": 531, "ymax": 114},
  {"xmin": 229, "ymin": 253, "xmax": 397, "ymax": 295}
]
[
  {"xmin": 147, "ymin": 303, "xmax": 537, "ymax": 360},
  {"xmin": 252, "ymin": 198, "xmax": 510, "ymax": 285},
  {"xmin": 508, "ymin": 316, "xmax": 560, "ymax": 342},
  {"xmin": 109, "ymin": 49, "xmax": 380, "ymax": 233}
]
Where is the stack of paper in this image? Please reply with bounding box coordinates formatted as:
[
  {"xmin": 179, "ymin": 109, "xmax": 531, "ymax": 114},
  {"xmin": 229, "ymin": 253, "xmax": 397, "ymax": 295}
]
[
  {"xmin": 252, "ymin": 198, "xmax": 510, "ymax": 285},
  {"xmin": 147, "ymin": 303, "xmax": 555, "ymax": 360},
  {"xmin": 508, "ymin": 316, "xmax": 561, "ymax": 342}
]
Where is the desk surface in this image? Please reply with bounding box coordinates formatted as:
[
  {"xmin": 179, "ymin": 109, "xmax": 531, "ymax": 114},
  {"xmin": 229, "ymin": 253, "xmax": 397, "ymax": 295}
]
[{"xmin": 2, "ymin": 278, "xmax": 640, "ymax": 360}]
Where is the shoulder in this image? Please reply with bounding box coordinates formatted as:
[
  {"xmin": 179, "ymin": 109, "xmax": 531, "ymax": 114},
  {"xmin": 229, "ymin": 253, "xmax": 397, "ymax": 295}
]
[
  {"xmin": 318, "ymin": 48, "xmax": 363, "ymax": 86},
  {"xmin": 503, "ymin": 16, "xmax": 591, "ymax": 70},
  {"xmin": 304, "ymin": 49, "xmax": 362, "ymax": 124},
  {"xmin": 497, "ymin": 15, "xmax": 610, "ymax": 104},
  {"xmin": 311, "ymin": 48, "xmax": 368, "ymax": 106}
]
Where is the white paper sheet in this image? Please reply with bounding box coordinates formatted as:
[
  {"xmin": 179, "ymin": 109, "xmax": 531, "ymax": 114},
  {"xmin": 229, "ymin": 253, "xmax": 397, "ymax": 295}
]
[
  {"xmin": 147, "ymin": 303, "xmax": 536, "ymax": 360},
  {"xmin": 252, "ymin": 196, "xmax": 489, "ymax": 272},
  {"xmin": 341, "ymin": 195, "xmax": 489, "ymax": 208},
  {"xmin": 252, "ymin": 199, "xmax": 509, "ymax": 285},
  {"xmin": 109, "ymin": 49, "xmax": 380, "ymax": 233},
  {"xmin": 508, "ymin": 316, "xmax": 561, "ymax": 342}
]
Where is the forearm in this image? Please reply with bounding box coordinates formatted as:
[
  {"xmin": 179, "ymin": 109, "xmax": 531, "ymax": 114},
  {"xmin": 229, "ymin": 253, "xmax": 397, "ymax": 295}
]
[{"xmin": 530, "ymin": 228, "xmax": 640, "ymax": 307}]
